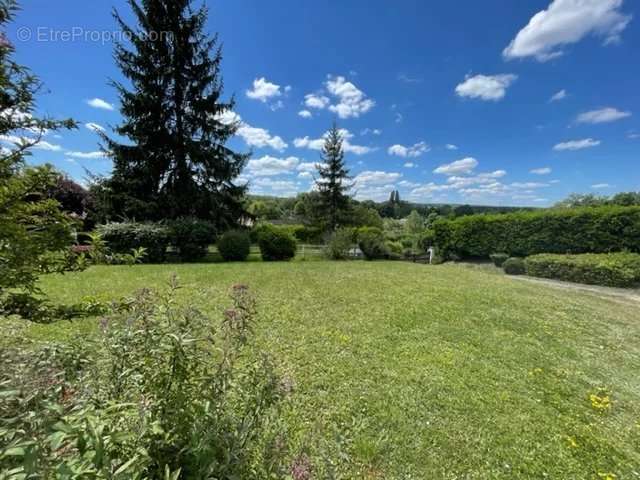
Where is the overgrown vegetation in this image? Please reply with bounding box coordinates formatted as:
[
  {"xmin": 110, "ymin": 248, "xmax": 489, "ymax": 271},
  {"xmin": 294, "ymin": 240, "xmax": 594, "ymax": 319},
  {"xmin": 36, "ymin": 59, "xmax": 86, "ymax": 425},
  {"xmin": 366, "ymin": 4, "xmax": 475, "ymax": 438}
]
[{"xmin": 0, "ymin": 280, "xmax": 285, "ymax": 478}]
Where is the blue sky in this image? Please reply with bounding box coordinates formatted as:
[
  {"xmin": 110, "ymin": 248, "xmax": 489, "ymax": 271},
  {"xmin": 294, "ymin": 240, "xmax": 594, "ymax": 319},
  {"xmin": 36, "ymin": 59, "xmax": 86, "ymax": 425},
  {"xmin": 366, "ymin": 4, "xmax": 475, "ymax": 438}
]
[{"xmin": 3, "ymin": 0, "xmax": 639, "ymax": 206}]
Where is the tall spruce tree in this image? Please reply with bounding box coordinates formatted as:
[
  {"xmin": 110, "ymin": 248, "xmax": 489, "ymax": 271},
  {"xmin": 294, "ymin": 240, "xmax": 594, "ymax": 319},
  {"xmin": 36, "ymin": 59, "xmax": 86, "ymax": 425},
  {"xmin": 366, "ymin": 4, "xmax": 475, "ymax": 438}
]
[
  {"xmin": 316, "ymin": 123, "xmax": 352, "ymax": 230},
  {"xmin": 102, "ymin": 0, "xmax": 248, "ymax": 227}
]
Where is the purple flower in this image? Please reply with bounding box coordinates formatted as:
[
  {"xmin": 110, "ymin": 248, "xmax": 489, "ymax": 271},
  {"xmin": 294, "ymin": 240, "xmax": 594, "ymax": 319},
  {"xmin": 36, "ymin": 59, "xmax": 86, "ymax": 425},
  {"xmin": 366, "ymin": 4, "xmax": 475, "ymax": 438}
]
[{"xmin": 290, "ymin": 453, "xmax": 312, "ymax": 480}]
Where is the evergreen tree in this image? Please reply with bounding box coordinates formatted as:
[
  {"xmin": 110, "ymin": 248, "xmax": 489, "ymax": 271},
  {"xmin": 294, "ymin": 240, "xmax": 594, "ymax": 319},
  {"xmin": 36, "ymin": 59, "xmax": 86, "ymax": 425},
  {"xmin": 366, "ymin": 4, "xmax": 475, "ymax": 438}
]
[
  {"xmin": 316, "ymin": 123, "xmax": 352, "ymax": 230},
  {"xmin": 0, "ymin": 0, "xmax": 77, "ymax": 314},
  {"xmin": 102, "ymin": 0, "xmax": 248, "ymax": 227}
]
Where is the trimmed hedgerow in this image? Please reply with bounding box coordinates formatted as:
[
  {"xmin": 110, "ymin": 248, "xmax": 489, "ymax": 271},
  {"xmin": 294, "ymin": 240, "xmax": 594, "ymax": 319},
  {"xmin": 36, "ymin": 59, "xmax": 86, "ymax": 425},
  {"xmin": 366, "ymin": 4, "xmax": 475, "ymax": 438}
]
[
  {"xmin": 433, "ymin": 206, "xmax": 640, "ymax": 259},
  {"xmin": 525, "ymin": 253, "xmax": 640, "ymax": 288},
  {"xmin": 169, "ymin": 217, "xmax": 216, "ymax": 262},
  {"xmin": 218, "ymin": 230, "xmax": 251, "ymax": 262},
  {"xmin": 503, "ymin": 257, "xmax": 526, "ymax": 275},
  {"xmin": 490, "ymin": 253, "xmax": 509, "ymax": 267},
  {"xmin": 257, "ymin": 226, "xmax": 297, "ymax": 261},
  {"xmin": 97, "ymin": 222, "xmax": 170, "ymax": 263}
]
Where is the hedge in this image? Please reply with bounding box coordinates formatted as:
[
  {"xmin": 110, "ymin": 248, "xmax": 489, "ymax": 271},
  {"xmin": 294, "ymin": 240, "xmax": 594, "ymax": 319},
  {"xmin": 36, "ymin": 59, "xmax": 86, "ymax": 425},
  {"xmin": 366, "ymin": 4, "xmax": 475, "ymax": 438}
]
[
  {"xmin": 257, "ymin": 226, "xmax": 297, "ymax": 261},
  {"xmin": 251, "ymin": 224, "xmax": 323, "ymax": 245},
  {"xmin": 525, "ymin": 253, "xmax": 640, "ymax": 288},
  {"xmin": 432, "ymin": 206, "xmax": 640, "ymax": 259},
  {"xmin": 97, "ymin": 223, "xmax": 170, "ymax": 263},
  {"xmin": 218, "ymin": 230, "xmax": 251, "ymax": 262}
]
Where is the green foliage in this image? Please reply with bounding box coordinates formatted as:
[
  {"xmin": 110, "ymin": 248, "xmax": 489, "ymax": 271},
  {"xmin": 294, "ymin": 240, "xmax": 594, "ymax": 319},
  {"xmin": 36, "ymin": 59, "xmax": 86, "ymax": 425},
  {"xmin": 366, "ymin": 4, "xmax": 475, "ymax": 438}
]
[
  {"xmin": 554, "ymin": 191, "xmax": 640, "ymax": 209},
  {"xmin": 325, "ymin": 227, "xmax": 355, "ymax": 260},
  {"xmin": 0, "ymin": 280, "xmax": 283, "ymax": 478},
  {"xmin": 348, "ymin": 203, "xmax": 384, "ymax": 229},
  {"xmin": 258, "ymin": 226, "xmax": 297, "ymax": 261},
  {"xmin": 490, "ymin": 253, "xmax": 509, "ymax": 267},
  {"xmin": 0, "ymin": 3, "xmax": 77, "ymax": 318},
  {"xmin": 525, "ymin": 253, "xmax": 640, "ymax": 288},
  {"xmin": 102, "ymin": 0, "xmax": 248, "ymax": 226},
  {"xmin": 433, "ymin": 206, "xmax": 640, "ymax": 259},
  {"xmin": 316, "ymin": 123, "xmax": 353, "ymax": 230},
  {"xmin": 97, "ymin": 222, "xmax": 169, "ymax": 263},
  {"xmin": 168, "ymin": 217, "xmax": 216, "ymax": 262},
  {"xmin": 503, "ymin": 257, "xmax": 526, "ymax": 275},
  {"xmin": 218, "ymin": 230, "xmax": 251, "ymax": 262},
  {"xmin": 251, "ymin": 223, "xmax": 323, "ymax": 245},
  {"xmin": 357, "ymin": 227, "xmax": 389, "ymax": 260}
]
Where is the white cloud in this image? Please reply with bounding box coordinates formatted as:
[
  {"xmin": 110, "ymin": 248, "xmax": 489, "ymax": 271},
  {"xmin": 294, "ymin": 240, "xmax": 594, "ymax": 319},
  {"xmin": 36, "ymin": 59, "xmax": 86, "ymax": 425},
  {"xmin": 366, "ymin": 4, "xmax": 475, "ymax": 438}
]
[
  {"xmin": 445, "ymin": 144, "xmax": 458, "ymax": 150},
  {"xmin": 592, "ymin": 183, "xmax": 611, "ymax": 189},
  {"xmin": 246, "ymin": 155, "xmax": 299, "ymax": 176},
  {"xmin": 87, "ymin": 98, "xmax": 114, "ymax": 111},
  {"xmin": 297, "ymin": 161, "xmax": 323, "ymax": 173},
  {"xmin": 388, "ymin": 141, "xmax": 430, "ymax": 158},
  {"xmin": 629, "ymin": 132, "xmax": 640, "ymax": 139},
  {"xmin": 294, "ymin": 128, "xmax": 374, "ymax": 155},
  {"xmin": 394, "ymin": 112, "xmax": 403, "ymax": 124},
  {"xmin": 215, "ymin": 110, "xmax": 287, "ymax": 152},
  {"xmin": 325, "ymin": 75, "xmax": 375, "ymax": 119},
  {"xmin": 304, "ymin": 93, "xmax": 330, "ymax": 109},
  {"xmin": 553, "ymin": 138, "xmax": 601, "ymax": 151},
  {"xmin": 85, "ymin": 122, "xmax": 105, "ymax": 133},
  {"xmin": 298, "ymin": 110, "xmax": 312, "ymax": 118},
  {"xmin": 455, "ymin": 74, "xmax": 517, "ymax": 101},
  {"xmin": 354, "ymin": 170, "xmax": 402, "ymax": 186},
  {"xmin": 550, "ymin": 89, "xmax": 567, "ymax": 102},
  {"xmin": 237, "ymin": 124, "xmax": 287, "ymax": 151},
  {"xmin": 433, "ymin": 157, "xmax": 479, "ymax": 175},
  {"xmin": 503, "ymin": 0, "xmax": 632, "ymax": 62},
  {"xmin": 576, "ymin": 107, "xmax": 631, "ymax": 124},
  {"xmin": 246, "ymin": 77, "xmax": 284, "ymax": 102},
  {"xmin": 404, "ymin": 162, "xmax": 415, "ymax": 168},
  {"xmin": 530, "ymin": 167, "xmax": 552, "ymax": 175},
  {"xmin": 252, "ymin": 177, "xmax": 300, "ymax": 196},
  {"xmin": 361, "ymin": 128, "xmax": 382, "ymax": 136},
  {"xmin": 65, "ymin": 150, "xmax": 106, "ymax": 159},
  {"xmin": 0, "ymin": 135, "xmax": 62, "ymax": 151},
  {"xmin": 298, "ymin": 171, "xmax": 312, "ymax": 179}
]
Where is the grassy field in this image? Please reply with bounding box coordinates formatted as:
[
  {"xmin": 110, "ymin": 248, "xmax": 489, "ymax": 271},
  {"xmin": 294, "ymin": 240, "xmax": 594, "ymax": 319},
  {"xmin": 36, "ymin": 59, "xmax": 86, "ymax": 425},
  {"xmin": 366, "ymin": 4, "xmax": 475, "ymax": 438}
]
[{"xmin": 6, "ymin": 261, "xmax": 640, "ymax": 478}]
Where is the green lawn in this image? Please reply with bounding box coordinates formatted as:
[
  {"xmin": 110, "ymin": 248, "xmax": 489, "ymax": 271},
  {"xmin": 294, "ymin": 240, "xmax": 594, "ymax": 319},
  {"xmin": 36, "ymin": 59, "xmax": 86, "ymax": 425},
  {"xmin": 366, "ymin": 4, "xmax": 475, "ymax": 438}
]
[{"xmin": 7, "ymin": 261, "xmax": 640, "ymax": 478}]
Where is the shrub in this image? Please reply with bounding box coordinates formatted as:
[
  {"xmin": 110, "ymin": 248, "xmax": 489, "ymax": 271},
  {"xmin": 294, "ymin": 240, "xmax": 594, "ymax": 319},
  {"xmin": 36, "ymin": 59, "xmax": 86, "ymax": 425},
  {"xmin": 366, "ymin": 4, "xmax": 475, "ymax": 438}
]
[
  {"xmin": 432, "ymin": 206, "xmax": 640, "ymax": 259},
  {"xmin": 357, "ymin": 227, "xmax": 389, "ymax": 260},
  {"xmin": 386, "ymin": 240, "xmax": 403, "ymax": 255},
  {"xmin": 325, "ymin": 227, "xmax": 355, "ymax": 260},
  {"xmin": 98, "ymin": 222, "xmax": 170, "ymax": 263},
  {"xmin": 490, "ymin": 253, "xmax": 509, "ymax": 267},
  {"xmin": 218, "ymin": 230, "xmax": 251, "ymax": 261},
  {"xmin": 525, "ymin": 253, "xmax": 640, "ymax": 288},
  {"xmin": 258, "ymin": 226, "xmax": 297, "ymax": 261},
  {"xmin": 0, "ymin": 280, "xmax": 284, "ymax": 478},
  {"xmin": 169, "ymin": 217, "xmax": 216, "ymax": 261},
  {"xmin": 503, "ymin": 257, "xmax": 526, "ymax": 275}
]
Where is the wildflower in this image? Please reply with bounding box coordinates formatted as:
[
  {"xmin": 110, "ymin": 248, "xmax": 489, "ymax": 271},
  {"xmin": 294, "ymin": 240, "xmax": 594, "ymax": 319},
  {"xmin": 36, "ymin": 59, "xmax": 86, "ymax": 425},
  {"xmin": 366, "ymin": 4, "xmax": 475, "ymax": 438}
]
[
  {"xmin": 590, "ymin": 389, "xmax": 612, "ymax": 412},
  {"xmin": 290, "ymin": 453, "xmax": 312, "ymax": 480}
]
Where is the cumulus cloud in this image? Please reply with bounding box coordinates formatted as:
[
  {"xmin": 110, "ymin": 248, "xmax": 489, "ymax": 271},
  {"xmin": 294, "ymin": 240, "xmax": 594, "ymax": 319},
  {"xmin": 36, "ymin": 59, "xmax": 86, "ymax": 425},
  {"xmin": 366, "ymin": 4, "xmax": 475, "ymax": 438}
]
[
  {"xmin": 304, "ymin": 93, "xmax": 330, "ymax": 109},
  {"xmin": 404, "ymin": 162, "xmax": 415, "ymax": 168},
  {"xmin": 86, "ymin": 98, "xmax": 114, "ymax": 111},
  {"xmin": 553, "ymin": 138, "xmax": 601, "ymax": 151},
  {"xmin": 251, "ymin": 177, "xmax": 300, "ymax": 196},
  {"xmin": 503, "ymin": 0, "xmax": 632, "ymax": 62},
  {"xmin": 455, "ymin": 74, "xmax": 517, "ymax": 101},
  {"xmin": 65, "ymin": 151, "xmax": 107, "ymax": 159},
  {"xmin": 246, "ymin": 155, "xmax": 299, "ymax": 176},
  {"xmin": 433, "ymin": 157, "xmax": 479, "ymax": 175},
  {"xmin": 354, "ymin": 170, "xmax": 402, "ymax": 186},
  {"xmin": 85, "ymin": 122, "xmax": 105, "ymax": 133},
  {"xmin": 549, "ymin": 89, "xmax": 567, "ymax": 102},
  {"xmin": 445, "ymin": 144, "xmax": 458, "ymax": 150},
  {"xmin": 246, "ymin": 77, "xmax": 285, "ymax": 102},
  {"xmin": 361, "ymin": 128, "xmax": 382, "ymax": 136},
  {"xmin": 530, "ymin": 167, "xmax": 552, "ymax": 175},
  {"xmin": 298, "ymin": 110, "xmax": 312, "ymax": 118},
  {"xmin": 325, "ymin": 75, "xmax": 375, "ymax": 119},
  {"xmin": 215, "ymin": 110, "xmax": 287, "ymax": 152},
  {"xmin": 576, "ymin": 107, "xmax": 631, "ymax": 124},
  {"xmin": 387, "ymin": 141, "xmax": 430, "ymax": 158},
  {"xmin": 0, "ymin": 135, "xmax": 62, "ymax": 151},
  {"xmin": 294, "ymin": 128, "xmax": 374, "ymax": 155}
]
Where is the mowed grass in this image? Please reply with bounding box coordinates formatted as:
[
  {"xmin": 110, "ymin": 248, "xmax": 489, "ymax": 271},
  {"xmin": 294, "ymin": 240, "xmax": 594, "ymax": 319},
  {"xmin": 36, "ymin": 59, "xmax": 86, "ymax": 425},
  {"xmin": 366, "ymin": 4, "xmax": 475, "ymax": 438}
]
[{"xmin": 10, "ymin": 261, "xmax": 640, "ymax": 478}]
